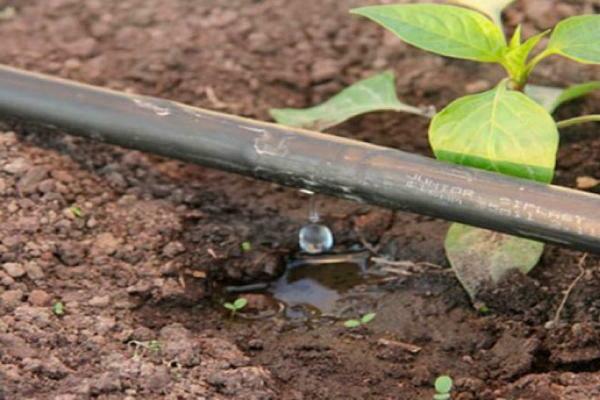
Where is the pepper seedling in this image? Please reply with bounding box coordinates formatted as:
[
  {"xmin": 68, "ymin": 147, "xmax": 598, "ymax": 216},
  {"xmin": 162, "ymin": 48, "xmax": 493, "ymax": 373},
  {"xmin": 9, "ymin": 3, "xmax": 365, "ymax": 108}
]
[
  {"xmin": 223, "ymin": 297, "xmax": 248, "ymax": 317},
  {"xmin": 344, "ymin": 312, "xmax": 376, "ymax": 328},
  {"xmin": 433, "ymin": 375, "xmax": 453, "ymax": 400},
  {"xmin": 271, "ymin": 1, "xmax": 600, "ymax": 299}
]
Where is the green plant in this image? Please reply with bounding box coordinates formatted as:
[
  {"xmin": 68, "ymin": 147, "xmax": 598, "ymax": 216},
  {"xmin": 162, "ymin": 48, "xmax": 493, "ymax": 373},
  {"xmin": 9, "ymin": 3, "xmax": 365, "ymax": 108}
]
[
  {"xmin": 344, "ymin": 312, "xmax": 376, "ymax": 328},
  {"xmin": 433, "ymin": 375, "xmax": 453, "ymax": 400},
  {"xmin": 241, "ymin": 241, "xmax": 252, "ymax": 252},
  {"xmin": 223, "ymin": 297, "xmax": 248, "ymax": 317},
  {"xmin": 69, "ymin": 205, "xmax": 83, "ymax": 218},
  {"xmin": 270, "ymin": 1, "xmax": 600, "ymax": 299},
  {"xmin": 52, "ymin": 301, "xmax": 65, "ymax": 316}
]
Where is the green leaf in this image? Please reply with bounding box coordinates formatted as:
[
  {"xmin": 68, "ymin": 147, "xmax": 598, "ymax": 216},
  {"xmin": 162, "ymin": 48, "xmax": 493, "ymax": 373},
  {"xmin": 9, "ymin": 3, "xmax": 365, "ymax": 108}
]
[
  {"xmin": 502, "ymin": 30, "xmax": 549, "ymax": 83},
  {"xmin": 429, "ymin": 82, "xmax": 559, "ymax": 183},
  {"xmin": 434, "ymin": 375, "xmax": 454, "ymax": 394},
  {"xmin": 52, "ymin": 301, "xmax": 65, "ymax": 316},
  {"xmin": 445, "ymin": 223, "xmax": 544, "ymax": 298},
  {"xmin": 270, "ymin": 71, "xmax": 424, "ymax": 131},
  {"xmin": 451, "ymin": 0, "xmax": 515, "ymax": 27},
  {"xmin": 224, "ymin": 303, "xmax": 236, "ymax": 311},
  {"xmin": 350, "ymin": 4, "xmax": 507, "ymax": 62},
  {"xmin": 509, "ymin": 25, "xmax": 522, "ymax": 49},
  {"xmin": 360, "ymin": 313, "xmax": 376, "ymax": 324},
  {"xmin": 546, "ymin": 15, "xmax": 600, "ymax": 64},
  {"xmin": 433, "ymin": 394, "xmax": 451, "ymax": 400},
  {"xmin": 233, "ymin": 298, "xmax": 248, "ymax": 309},
  {"xmin": 526, "ymin": 81, "xmax": 600, "ymax": 113},
  {"xmin": 344, "ymin": 319, "xmax": 361, "ymax": 328}
]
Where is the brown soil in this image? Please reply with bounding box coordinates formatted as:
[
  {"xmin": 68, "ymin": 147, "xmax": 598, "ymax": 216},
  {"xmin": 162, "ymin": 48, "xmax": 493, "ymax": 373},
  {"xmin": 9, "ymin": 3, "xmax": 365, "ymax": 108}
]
[{"xmin": 1, "ymin": 0, "xmax": 600, "ymax": 399}]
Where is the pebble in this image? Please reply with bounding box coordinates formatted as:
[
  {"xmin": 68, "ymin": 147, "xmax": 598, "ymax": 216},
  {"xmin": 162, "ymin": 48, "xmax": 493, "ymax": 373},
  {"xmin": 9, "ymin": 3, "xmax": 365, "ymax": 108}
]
[
  {"xmin": 88, "ymin": 295, "xmax": 110, "ymax": 307},
  {"xmin": 310, "ymin": 59, "xmax": 339, "ymax": 83},
  {"xmin": 3, "ymin": 262, "xmax": 26, "ymax": 278},
  {"xmin": 24, "ymin": 262, "xmax": 45, "ymax": 280},
  {"xmin": 92, "ymin": 233, "xmax": 120, "ymax": 256},
  {"xmin": 3, "ymin": 158, "xmax": 30, "ymax": 175},
  {"xmin": 162, "ymin": 241, "xmax": 185, "ymax": 258},
  {"xmin": 17, "ymin": 166, "xmax": 49, "ymax": 194},
  {"xmin": 0, "ymin": 177, "xmax": 6, "ymax": 194},
  {"xmin": 65, "ymin": 37, "xmax": 98, "ymax": 58},
  {"xmin": 1, "ymin": 289, "xmax": 23, "ymax": 310},
  {"xmin": 28, "ymin": 290, "xmax": 51, "ymax": 307}
]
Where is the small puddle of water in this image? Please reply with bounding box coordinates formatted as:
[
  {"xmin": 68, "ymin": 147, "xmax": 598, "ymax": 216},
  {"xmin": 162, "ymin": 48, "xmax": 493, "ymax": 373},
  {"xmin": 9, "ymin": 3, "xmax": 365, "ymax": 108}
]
[{"xmin": 269, "ymin": 252, "xmax": 370, "ymax": 318}]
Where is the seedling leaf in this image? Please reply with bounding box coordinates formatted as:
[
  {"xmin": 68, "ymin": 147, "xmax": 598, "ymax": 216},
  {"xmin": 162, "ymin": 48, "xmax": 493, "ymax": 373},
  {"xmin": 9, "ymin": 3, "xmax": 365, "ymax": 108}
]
[
  {"xmin": 361, "ymin": 313, "xmax": 376, "ymax": 324},
  {"xmin": 52, "ymin": 301, "xmax": 65, "ymax": 316},
  {"xmin": 429, "ymin": 81, "xmax": 559, "ymax": 183},
  {"xmin": 547, "ymin": 15, "xmax": 600, "ymax": 64},
  {"xmin": 445, "ymin": 223, "xmax": 544, "ymax": 298},
  {"xmin": 233, "ymin": 298, "xmax": 248, "ymax": 309},
  {"xmin": 502, "ymin": 30, "xmax": 549, "ymax": 84},
  {"xmin": 224, "ymin": 303, "xmax": 236, "ymax": 311},
  {"xmin": 450, "ymin": 0, "xmax": 515, "ymax": 27},
  {"xmin": 351, "ymin": 4, "xmax": 507, "ymax": 62},
  {"xmin": 344, "ymin": 319, "xmax": 361, "ymax": 328},
  {"xmin": 270, "ymin": 71, "xmax": 424, "ymax": 131},
  {"xmin": 526, "ymin": 81, "xmax": 600, "ymax": 113},
  {"xmin": 434, "ymin": 375, "xmax": 453, "ymax": 393},
  {"xmin": 433, "ymin": 394, "xmax": 451, "ymax": 400}
]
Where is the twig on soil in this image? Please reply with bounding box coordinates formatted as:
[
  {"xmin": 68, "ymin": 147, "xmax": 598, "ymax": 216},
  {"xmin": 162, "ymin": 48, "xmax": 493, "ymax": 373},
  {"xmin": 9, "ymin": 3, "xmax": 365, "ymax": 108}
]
[
  {"xmin": 370, "ymin": 257, "xmax": 446, "ymax": 276},
  {"xmin": 377, "ymin": 338, "xmax": 422, "ymax": 354},
  {"xmin": 356, "ymin": 230, "xmax": 381, "ymax": 255},
  {"xmin": 207, "ymin": 248, "xmax": 218, "ymax": 259},
  {"xmin": 548, "ymin": 253, "xmax": 588, "ymax": 328},
  {"xmin": 204, "ymin": 86, "xmax": 229, "ymax": 109}
]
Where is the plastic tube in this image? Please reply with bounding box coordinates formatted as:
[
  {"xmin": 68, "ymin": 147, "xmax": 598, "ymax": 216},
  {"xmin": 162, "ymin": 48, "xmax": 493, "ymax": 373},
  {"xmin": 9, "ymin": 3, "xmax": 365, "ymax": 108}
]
[{"xmin": 0, "ymin": 64, "xmax": 599, "ymax": 252}]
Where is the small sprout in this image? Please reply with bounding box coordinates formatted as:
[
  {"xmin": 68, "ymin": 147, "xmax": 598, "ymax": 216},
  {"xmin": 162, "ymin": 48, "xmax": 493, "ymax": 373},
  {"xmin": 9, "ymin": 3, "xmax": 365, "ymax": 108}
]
[
  {"xmin": 344, "ymin": 312, "xmax": 376, "ymax": 329},
  {"xmin": 241, "ymin": 241, "xmax": 252, "ymax": 252},
  {"xmin": 52, "ymin": 301, "xmax": 65, "ymax": 316},
  {"xmin": 69, "ymin": 205, "xmax": 83, "ymax": 218},
  {"xmin": 223, "ymin": 297, "xmax": 248, "ymax": 317},
  {"xmin": 344, "ymin": 319, "xmax": 361, "ymax": 328},
  {"xmin": 361, "ymin": 312, "xmax": 376, "ymax": 324},
  {"xmin": 477, "ymin": 305, "xmax": 491, "ymax": 315},
  {"xmin": 433, "ymin": 375, "xmax": 453, "ymax": 400}
]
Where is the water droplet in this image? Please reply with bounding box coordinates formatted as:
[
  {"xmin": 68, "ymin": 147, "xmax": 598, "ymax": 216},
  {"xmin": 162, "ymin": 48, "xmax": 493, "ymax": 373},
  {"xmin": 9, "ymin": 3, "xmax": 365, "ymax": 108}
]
[{"xmin": 299, "ymin": 223, "xmax": 334, "ymax": 254}]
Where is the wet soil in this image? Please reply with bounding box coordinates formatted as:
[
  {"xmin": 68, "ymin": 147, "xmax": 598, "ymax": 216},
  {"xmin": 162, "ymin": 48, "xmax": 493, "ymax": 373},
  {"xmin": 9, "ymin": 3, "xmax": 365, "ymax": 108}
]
[{"xmin": 1, "ymin": 0, "xmax": 600, "ymax": 399}]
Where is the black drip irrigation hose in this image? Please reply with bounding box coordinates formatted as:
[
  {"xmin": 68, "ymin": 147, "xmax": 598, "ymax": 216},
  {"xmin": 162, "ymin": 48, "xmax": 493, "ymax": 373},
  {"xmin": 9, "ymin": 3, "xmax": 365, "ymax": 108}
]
[{"xmin": 1, "ymin": 64, "xmax": 600, "ymax": 252}]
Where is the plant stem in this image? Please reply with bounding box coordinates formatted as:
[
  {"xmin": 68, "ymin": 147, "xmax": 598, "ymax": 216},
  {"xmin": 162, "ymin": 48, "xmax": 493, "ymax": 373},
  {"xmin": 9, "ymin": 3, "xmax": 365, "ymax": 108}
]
[
  {"xmin": 524, "ymin": 49, "xmax": 555, "ymax": 77},
  {"xmin": 557, "ymin": 115, "xmax": 600, "ymax": 129}
]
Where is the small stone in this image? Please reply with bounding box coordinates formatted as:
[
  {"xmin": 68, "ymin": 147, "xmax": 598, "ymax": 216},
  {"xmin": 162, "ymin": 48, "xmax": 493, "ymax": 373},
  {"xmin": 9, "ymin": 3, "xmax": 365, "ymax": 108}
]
[
  {"xmin": 310, "ymin": 59, "xmax": 339, "ymax": 83},
  {"xmin": 3, "ymin": 158, "xmax": 30, "ymax": 175},
  {"xmin": 576, "ymin": 176, "xmax": 599, "ymax": 190},
  {"xmin": 90, "ymin": 372, "xmax": 122, "ymax": 394},
  {"xmin": 1, "ymin": 289, "xmax": 23, "ymax": 310},
  {"xmin": 17, "ymin": 166, "xmax": 49, "ymax": 194},
  {"xmin": 37, "ymin": 179, "xmax": 56, "ymax": 193},
  {"xmin": 65, "ymin": 37, "xmax": 98, "ymax": 58},
  {"xmin": 28, "ymin": 290, "xmax": 51, "ymax": 307},
  {"xmin": 0, "ymin": 178, "xmax": 6, "ymax": 194},
  {"xmin": 92, "ymin": 233, "xmax": 120, "ymax": 256},
  {"xmin": 51, "ymin": 170, "xmax": 74, "ymax": 183},
  {"xmin": 24, "ymin": 262, "xmax": 45, "ymax": 280},
  {"xmin": 88, "ymin": 295, "xmax": 110, "ymax": 307},
  {"xmin": 56, "ymin": 242, "xmax": 86, "ymax": 266},
  {"xmin": 3, "ymin": 262, "xmax": 26, "ymax": 278},
  {"xmin": 162, "ymin": 241, "xmax": 185, "ymax": 258}
]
